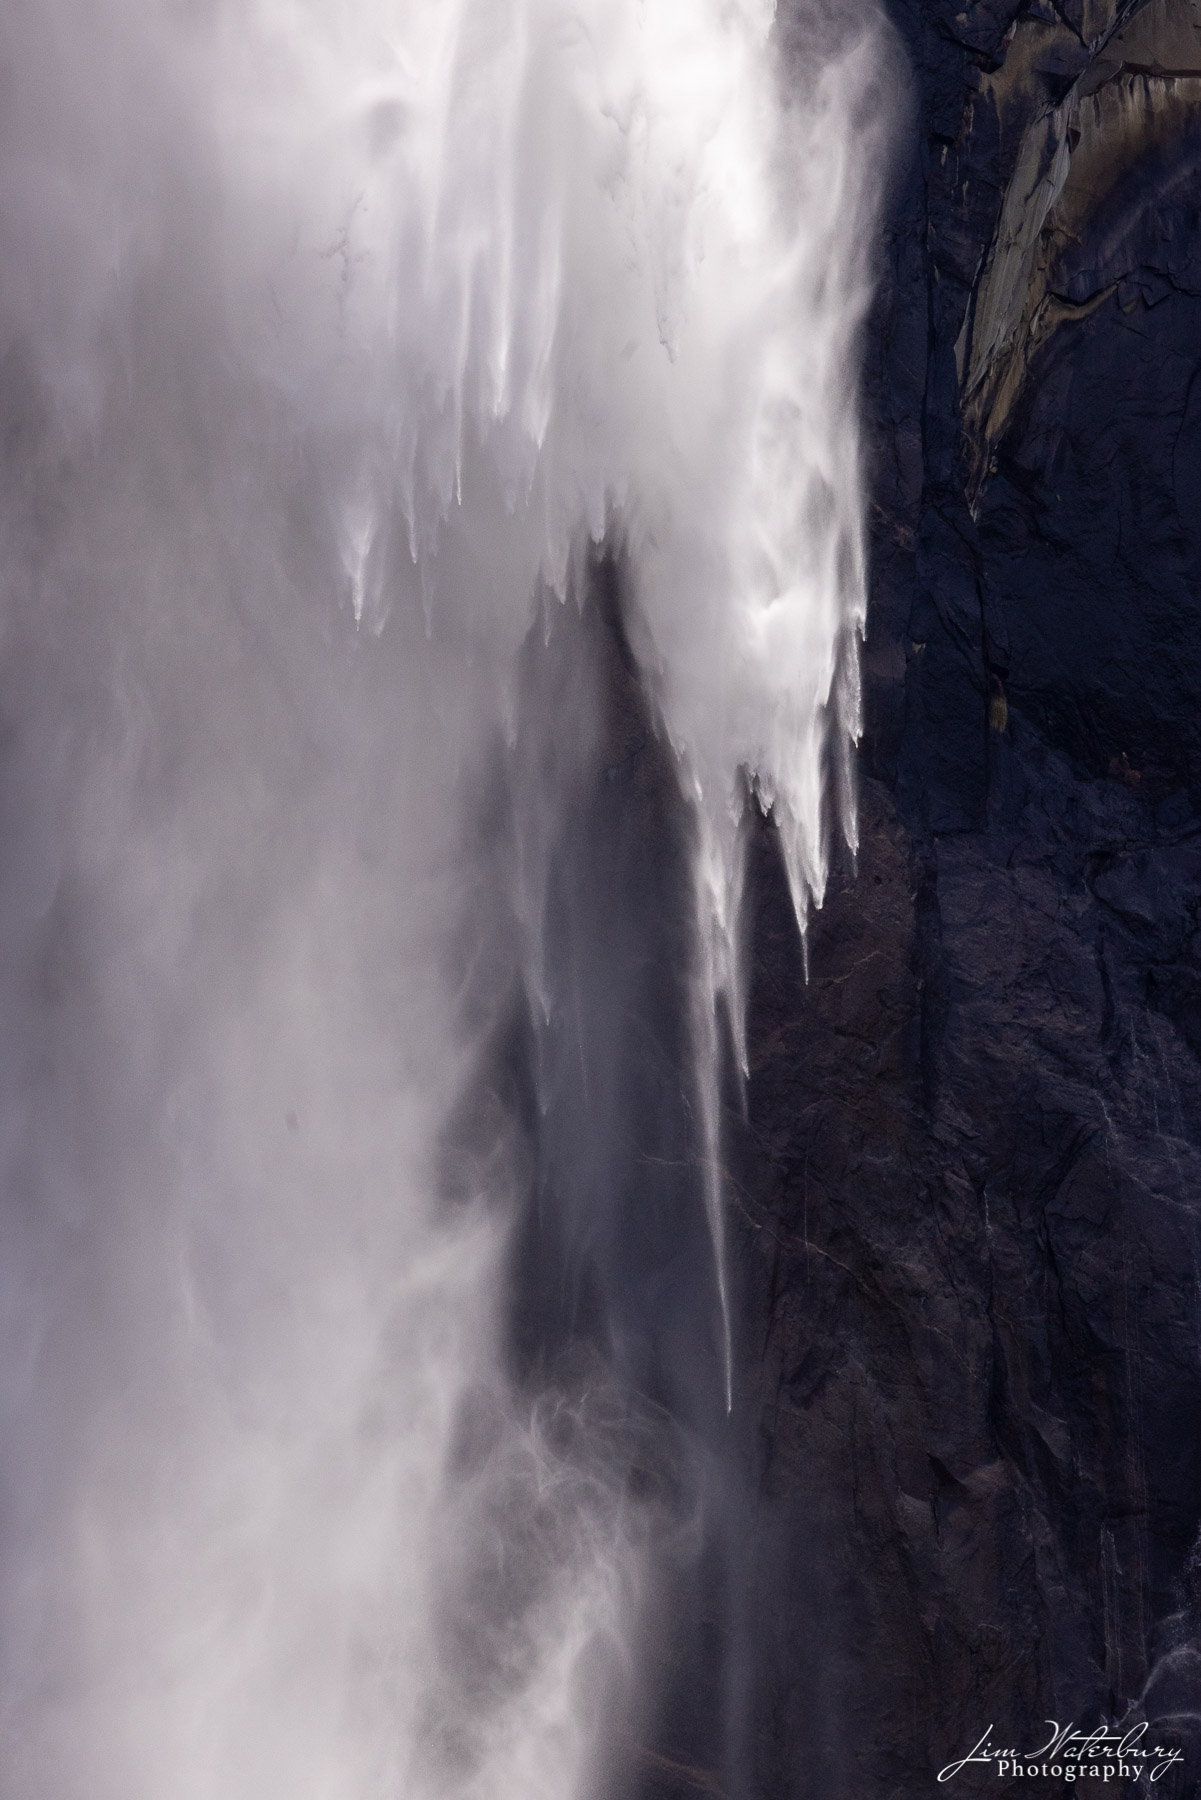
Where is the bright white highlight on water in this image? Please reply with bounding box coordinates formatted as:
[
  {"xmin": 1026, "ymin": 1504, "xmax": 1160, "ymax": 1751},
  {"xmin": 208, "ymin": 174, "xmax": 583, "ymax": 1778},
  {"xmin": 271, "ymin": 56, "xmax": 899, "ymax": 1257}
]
[{"xmin": 0, "ymin": 0, "xmax": 884, "ymax": 1793}]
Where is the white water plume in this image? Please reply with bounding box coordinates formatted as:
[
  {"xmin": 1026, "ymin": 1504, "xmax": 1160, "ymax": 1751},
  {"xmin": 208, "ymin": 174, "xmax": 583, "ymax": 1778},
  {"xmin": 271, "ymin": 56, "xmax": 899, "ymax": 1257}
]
[{"xmin": 0, "ymin": 1, "xmax": 886, "ymax": 1795}]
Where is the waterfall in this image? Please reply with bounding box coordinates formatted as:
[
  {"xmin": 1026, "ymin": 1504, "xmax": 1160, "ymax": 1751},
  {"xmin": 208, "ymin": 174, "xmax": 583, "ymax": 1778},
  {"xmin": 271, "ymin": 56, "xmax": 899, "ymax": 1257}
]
[{"xmin": 0, "ymin": 2, "xmax": 885, "ymax": 1795}]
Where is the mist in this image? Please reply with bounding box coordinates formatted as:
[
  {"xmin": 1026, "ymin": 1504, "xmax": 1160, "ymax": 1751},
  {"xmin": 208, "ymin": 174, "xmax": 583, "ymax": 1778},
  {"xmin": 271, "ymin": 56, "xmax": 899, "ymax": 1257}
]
[{"xmin": 0, "ymin": 3, "xmax": 887, "ymax": 1795}]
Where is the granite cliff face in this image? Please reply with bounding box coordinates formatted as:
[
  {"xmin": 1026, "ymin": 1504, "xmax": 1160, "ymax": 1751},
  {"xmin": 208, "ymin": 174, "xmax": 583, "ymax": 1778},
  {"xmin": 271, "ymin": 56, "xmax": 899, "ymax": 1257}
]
[
  {"xmin": 471, "ymin": 5, "xmax": 1201, "ymax": 1791},
  {"xmin": 728, "ymin": 0, "xmax": 1201, "ymax": 1790}
]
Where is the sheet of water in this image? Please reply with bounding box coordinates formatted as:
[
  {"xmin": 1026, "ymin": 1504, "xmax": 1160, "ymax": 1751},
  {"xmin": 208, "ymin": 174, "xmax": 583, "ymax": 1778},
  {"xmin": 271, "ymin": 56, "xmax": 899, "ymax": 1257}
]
[{"xmin": 0, "ymin": 3, "xmax": 884, "ymax": 1793}]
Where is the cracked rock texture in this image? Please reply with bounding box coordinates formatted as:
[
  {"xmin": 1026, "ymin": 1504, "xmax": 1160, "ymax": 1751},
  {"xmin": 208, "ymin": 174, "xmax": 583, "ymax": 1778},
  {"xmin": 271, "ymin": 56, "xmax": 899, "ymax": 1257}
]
[{"xmin": 730, "ymin": 0, "xmax": 1201, "ymax": 1791}]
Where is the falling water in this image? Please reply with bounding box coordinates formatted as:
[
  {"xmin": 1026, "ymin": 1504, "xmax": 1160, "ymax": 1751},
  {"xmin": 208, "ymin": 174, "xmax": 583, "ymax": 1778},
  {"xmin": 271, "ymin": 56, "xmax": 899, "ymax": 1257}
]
[{"xmin": 0, "ymin": 2, "xmax": 885, "ymax": 1796}]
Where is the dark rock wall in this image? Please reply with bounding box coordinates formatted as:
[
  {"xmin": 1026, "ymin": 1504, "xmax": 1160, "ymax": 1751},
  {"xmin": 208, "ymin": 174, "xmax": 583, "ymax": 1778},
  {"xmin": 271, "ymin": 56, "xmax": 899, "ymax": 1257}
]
[{"xmin": 733, "ymin": 0, "xmax": 1201, "ymax": 1790}]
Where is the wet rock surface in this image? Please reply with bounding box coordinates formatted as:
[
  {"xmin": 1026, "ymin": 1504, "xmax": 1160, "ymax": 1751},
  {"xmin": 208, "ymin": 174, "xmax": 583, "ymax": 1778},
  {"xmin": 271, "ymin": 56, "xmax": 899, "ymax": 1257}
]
[{"xmin": 732, "ymin": 0, "xmax": 1201, "ymax": 1791}]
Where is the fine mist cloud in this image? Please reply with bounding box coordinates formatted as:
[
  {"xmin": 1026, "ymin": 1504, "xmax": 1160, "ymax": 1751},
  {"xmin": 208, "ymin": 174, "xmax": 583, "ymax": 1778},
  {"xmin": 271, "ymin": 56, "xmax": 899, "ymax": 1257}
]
[{"xmin": 0, "ymin": 2, "xmax": 891, "ymax": 1795}]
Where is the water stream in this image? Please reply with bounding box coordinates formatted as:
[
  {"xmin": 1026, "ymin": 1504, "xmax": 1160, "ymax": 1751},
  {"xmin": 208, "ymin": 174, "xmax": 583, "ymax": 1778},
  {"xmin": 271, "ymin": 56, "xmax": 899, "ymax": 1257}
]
[{"xmin": 0, "ymin": 3, "xmax": 884, "ymax": 1794}]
